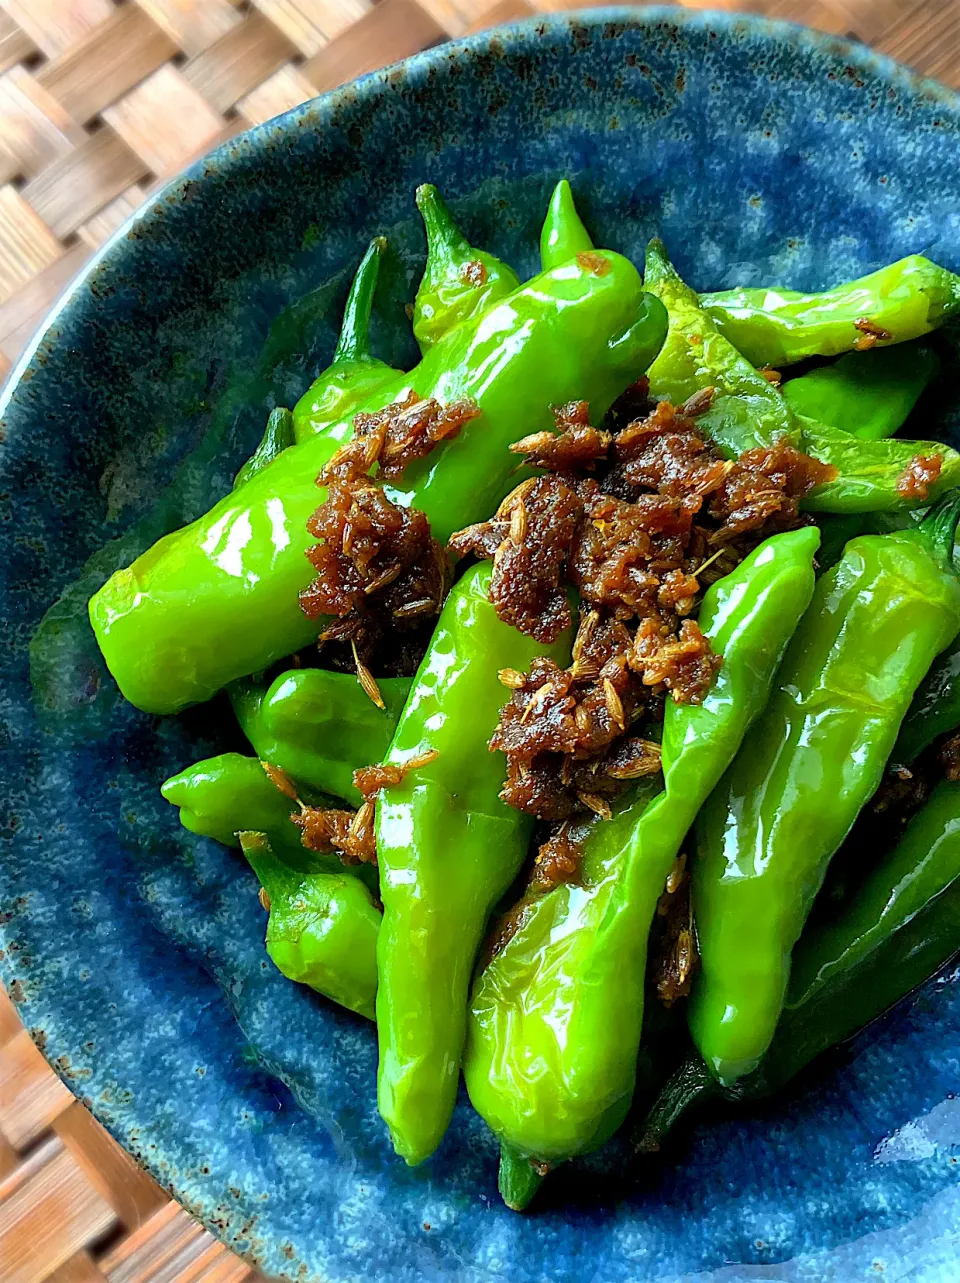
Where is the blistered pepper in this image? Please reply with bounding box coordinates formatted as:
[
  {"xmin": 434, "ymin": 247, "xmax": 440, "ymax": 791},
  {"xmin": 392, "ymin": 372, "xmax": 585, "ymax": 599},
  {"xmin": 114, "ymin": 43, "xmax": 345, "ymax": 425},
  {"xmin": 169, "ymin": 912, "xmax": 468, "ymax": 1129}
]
[
  {"xmin": 90, "ymin": 252, "xmax": 667, "ymax": 714},
  {"xmin": 782, "ymin": 344, "xmax": 939, "ymax": 441},
  {"xmin": 292, "ymin": 238, "xmax": 401, "ymax": 443},
  {"xmin": 640, "ymin": 778, "xmax": 960, "ymax": 1148},
  {"xmin": 644, "ymin": 239, "xmax": 960, "ymax": 513},
  {"xmin": 465, "ymin": 529, "xmax": 819, "ymax": 1178},
  {"xmin": 691, "ymin": 493, "xmax": 960, "ymax": 1086},
  {"xmin": 701, "ymin": 255, "xmax": 960, "ymax": 367},
  {"xmin": 230, "ymin": 669, "xmax": 411, "ymax": 805},
  {"xmin": 160, "ymin": 751, "xmax": 376, "ymax": 887},
  {"xmin": 375, "ymin": 563, "xmax": 572, "ymax": 1166},
  {"xmin": 240, "ymin": 831, "xmax": 380, "ymax": 1020},
  {"xmin": 539, "ymin": 179, "xmax": 594, "ymax": 271},
  {"xmin": 412, "ymin": 185, "xmax": 520, "ymax": 353}
]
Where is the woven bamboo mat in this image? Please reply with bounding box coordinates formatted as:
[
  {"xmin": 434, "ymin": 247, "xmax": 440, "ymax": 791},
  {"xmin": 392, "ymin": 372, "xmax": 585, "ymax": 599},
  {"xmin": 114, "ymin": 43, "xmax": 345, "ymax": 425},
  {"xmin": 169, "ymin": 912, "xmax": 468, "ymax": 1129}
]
[{"xmin": 0, "ymin": 1, "xmax": 957, "ymax": 1281}]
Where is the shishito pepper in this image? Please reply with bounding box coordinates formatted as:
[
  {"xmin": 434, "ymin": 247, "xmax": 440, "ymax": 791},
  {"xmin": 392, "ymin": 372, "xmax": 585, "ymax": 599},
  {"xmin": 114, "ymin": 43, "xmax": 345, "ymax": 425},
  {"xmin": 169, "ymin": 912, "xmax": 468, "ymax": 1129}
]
[
  {"xmin": 641, "ymin": 779, "xmax": 960, "ymax": 1147},
  {"xmin": 644, "ymin": 239, "xmax": 960, "ymax": 513},
  {"xmin": 540, "ymin": 179, "xmax": 594, "ymax": 271},
  {"xmin": 782, "ymin": 344, "xmax": 939, "ymax": 441},
  {"xmin": 240, "ymin": 831, "xmax": 380, "ymax": 1020},
  {"xmin": 375, "ymin": 563, "xmax": 572, "ymax": 1166},
  {"xmin": 700, "ymin": 254, "xmax": 960, "ymax": 368},
  {"xmin": 464, "ymin": 528, "xmax": 819, "ymax": 1176},
  {"xmin": 691, "ymin": 493, "xmax": 960, "ymax": 1086},
  {"xmin": 292, "ymin": 238, "xmax": 401, "ymax": 443},
  {"xmin": 229, "ymin": 669, "xmax": 412, "ymax": 805},
  {"xmin": 90, "ymin": 252, "xmax": 667, "ymax": 715},
  {"xmin": 160, "ymin": 752, "xmax": 371, "ymax": 879},
  {"xmin": 412, "ymin": 185, "xmax": 520, "ymax": 353}
]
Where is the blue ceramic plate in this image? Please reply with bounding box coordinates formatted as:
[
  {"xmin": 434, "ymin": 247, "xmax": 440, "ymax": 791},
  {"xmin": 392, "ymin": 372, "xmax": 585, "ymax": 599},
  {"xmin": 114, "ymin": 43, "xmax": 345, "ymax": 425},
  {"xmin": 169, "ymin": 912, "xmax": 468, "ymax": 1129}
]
[{"xmin": 4, "ymin": 8, "xmax": 960, "ymax": 1281}]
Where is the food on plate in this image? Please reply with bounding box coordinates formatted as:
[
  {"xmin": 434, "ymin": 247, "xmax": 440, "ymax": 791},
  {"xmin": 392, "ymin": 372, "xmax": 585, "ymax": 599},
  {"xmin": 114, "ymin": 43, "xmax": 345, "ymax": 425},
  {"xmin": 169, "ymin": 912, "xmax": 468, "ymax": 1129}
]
[{"xmin": 83, "ymin": 178, "xmax": 960, "ymax": 1208}]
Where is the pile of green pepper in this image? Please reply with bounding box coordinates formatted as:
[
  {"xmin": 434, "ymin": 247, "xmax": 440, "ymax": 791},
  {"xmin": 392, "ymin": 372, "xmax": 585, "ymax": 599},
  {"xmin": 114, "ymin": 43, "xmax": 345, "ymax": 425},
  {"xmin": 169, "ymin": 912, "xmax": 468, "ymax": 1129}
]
[{"xmin": 77, "ymin": 177, "xmax": 960, "ymax": 1208}]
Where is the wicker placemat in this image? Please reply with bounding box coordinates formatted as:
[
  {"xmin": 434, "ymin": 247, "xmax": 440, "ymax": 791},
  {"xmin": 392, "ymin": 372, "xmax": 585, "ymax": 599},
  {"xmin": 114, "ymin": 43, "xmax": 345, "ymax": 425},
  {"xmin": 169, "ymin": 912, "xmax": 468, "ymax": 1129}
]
[{"xmin": 0, "ymin": 1, "xmax": 956, "ymax": 1280}]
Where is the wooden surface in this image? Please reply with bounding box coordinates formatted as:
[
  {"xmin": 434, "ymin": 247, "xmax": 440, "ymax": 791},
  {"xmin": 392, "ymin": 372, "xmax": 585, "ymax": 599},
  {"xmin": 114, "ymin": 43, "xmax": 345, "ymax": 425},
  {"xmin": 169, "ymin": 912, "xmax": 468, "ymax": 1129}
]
[{"xmin": 0, "ymin": 1, "xmax": 956, "ymax": 1281}]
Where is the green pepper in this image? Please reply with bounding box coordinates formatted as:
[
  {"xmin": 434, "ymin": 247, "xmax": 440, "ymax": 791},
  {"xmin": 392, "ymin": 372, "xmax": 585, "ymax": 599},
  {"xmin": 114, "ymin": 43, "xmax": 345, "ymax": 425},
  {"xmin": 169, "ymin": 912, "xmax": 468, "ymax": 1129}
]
[
  {"xmin": 161, "ymin": 751, "xmax": 376, "ymax": 886},
  {"xmin": 292, "ymin": 238, "xmax": 401, "ymax": 443},
  {"xmin": 700, "ymin": 254, "xmax": 960, "ymax": 368},
  {"xmin": 412, "ymin": 185, "xmax": 521, "ymax": 353},
  {"xmin": 690, "ymin": 492, "xmax": 960, "ymax": 1086},
  {"xmin": 229, "ymin": 669, "xmax": 412, "ymax": 805},
  {"xmin": 240, "ymin": 831, "xmax": 380, "ymax": 1020},
  {"xmin": 233, "ymin": 407, "xmax": 296, "ymax": 488},
  {"xmin": 640, "ymin": 778, "xmax": 960, "ymax": 1148},
  {"xmin": 539, "ymin": 179, "xmax": 594, "ymax": 271},
  {"xmin": 90, "ymin": 253, "xmax": 667, "ymax": 715},
  {"xmin": 375, "ymin": 562, "xmax": 572, "ymax": 1166},
  {"xmin": 782, "ymin": 345, "xmax": 939, "ymax": 441},
  {"xmin": 465, "ymin": 528, "xmax": 819, "ymax": 1172},
  {"xmin": 644, "ymin": 239, "xmax": 960, "ymax": 513}
]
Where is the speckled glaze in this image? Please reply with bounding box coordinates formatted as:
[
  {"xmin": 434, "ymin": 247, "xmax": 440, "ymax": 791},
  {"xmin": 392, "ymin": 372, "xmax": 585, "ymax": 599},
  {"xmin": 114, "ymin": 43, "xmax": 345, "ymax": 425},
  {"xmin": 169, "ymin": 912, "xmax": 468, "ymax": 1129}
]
[{"xmin": 3, "ymin": 9, "xmax": 960, "ymax": 1281}]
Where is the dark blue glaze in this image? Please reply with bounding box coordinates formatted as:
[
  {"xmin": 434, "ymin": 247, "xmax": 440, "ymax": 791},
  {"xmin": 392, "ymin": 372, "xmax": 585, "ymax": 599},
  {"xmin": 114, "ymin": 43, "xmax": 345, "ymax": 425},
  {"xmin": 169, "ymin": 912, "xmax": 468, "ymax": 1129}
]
[{"xmin": 3, "ymin": 9, "xmax": 960, "ymax": 1280}]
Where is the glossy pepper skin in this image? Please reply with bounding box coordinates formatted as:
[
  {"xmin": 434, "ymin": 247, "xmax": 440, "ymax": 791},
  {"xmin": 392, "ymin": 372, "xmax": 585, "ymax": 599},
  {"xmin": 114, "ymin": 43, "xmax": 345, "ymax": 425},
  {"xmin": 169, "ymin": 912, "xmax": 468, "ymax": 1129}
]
[
  {"xmin": 691, "ymin": 494, "xmax": 960, "ymax": 1086},
  {"xmin": 240, "ymin": 831, "xmax": 380, "ymax": 1020},
  {"xmin": 644, "ymin": 238, "xmax": 960, "ymax": 513},
  {"xmin": 641, "ymin": 779, "xmax": 960, "ymax": 1148},
  {"xmin": 229, "ymin": 669, "xmax": 411, "ymax": 805},
  {"xmin": 90, "ymin": 252, "xmax": 667, "ymax": 715},
  {"xmin": 894, "ymin": 634, "xmax": 960, "ymax": 767},
  {"xmin": 292, "ymin": 238, "xmax": 400, "ymax": 443},
  {"xmin": 375, "ymin": 563, "xmax": 572, "ymax": 1166},
  {"xmin": 539, "ymin": 179, "xmax": 594, "ymax": 270},
  {"xmin": 233, "ymin": 407, "xmax": 296, "ymax": 488},
  {"xmin": 160, "ymin": 752, "xmax": 377, "ymax": 886},
  {"xmin": 465, "ymin": 529, "xmax": 819, "ymax": 1170},
  {"xmin": 782, "ymin": 344, "xmax": 939, "ymax": 441},
  {"xmin": 412, "ymin": 185, "xmax": 521, "ymax": 353},
  {"xmin": 701, "ymin": 255, "xmax": 960, "ymax": 367}
]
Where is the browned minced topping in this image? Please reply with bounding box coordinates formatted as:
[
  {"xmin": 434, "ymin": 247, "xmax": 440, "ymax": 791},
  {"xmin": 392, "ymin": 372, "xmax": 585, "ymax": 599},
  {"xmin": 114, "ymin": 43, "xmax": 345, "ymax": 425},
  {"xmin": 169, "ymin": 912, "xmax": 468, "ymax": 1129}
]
[
  {"xmin": 853, "ymin": 316, "xmax": 893, "ymax": 351},
  {"xmin": 352, "ymin": 748, "xmax": 439, "ymax": 800},
  {"xmin": 324, "ymin": 390, "xmax": 479, "ymax": 485},
  {"xmin": 454, "ymin": 390, "xmax": 830, "ymax": 823},
  {"xmin": 294, "ymin": 802, "xmax": 378, "ymax": 865},
  {"xmin": 451, "ymin": 475, "xmax": 581, "ymax": 643},
  {"xmin": 650, "ymin": 854, "xmax": 700, "ymax": 1007},
  {"xmin": 509, "ymin": 401, "xmax": 611, "ymax": 474},
  {"xmin": 459, "ymin": 260, "xmax": 488, "ymax": 287},
  {"xmin": 300, "ymin": 393, "xmax": 477, "ymax": 677},
  {"xmin": 530, "ymin": 816, "xmax": 596, "ymax": 892},
  {"xmin": 897, "ymin": 452, "xmax": 943, "ymax": 501}
]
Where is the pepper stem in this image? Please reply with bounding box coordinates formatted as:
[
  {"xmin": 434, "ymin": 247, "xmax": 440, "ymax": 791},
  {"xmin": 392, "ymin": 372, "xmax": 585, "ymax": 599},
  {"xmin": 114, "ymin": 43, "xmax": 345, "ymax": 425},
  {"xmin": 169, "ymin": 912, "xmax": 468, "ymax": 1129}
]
[
  {"xmin": 540, "ymin": 179, "xmax": 594, "ymax": 271},
  {"xmin": 498, "ymin": 1142, "xmax": 546, "ymax": 1212},
  {"xmin": 332, "ymin": 237, "xmax": 386, "ymax": 365},
  {"xmin": 232, "ymin": 407, "xmax": 295, "ymax": 490},
  {"xmin": 917, "ymin": 487, "xmax": 960, "ymax": 564},
  {"xmin": 416, "ymin": 184, "xmax": 471, "ymax": 275},
  {"xmin": 239, "ymin": 830, "xmax": 301, "ymax": 906},
  {"xmin": 633, "ymin": 1056, "xmax": 718, "ymax": 1155}
]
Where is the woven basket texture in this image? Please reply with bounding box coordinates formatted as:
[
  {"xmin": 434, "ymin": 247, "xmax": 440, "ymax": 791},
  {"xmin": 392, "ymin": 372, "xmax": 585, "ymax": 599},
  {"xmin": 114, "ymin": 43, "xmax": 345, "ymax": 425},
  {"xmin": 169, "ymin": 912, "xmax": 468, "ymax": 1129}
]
[{"xmin": 0, "ymin": 1, "xmax": 954, "ymax": 1280}]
